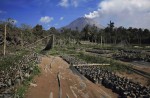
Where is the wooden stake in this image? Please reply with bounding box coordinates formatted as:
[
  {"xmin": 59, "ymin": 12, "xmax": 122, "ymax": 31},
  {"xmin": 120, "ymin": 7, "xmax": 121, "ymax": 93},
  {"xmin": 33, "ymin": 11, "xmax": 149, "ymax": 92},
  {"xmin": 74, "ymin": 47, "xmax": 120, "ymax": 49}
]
[
  {"xmin": 21, "ymin": 31, "xmax": 23, "ymax": 49},
  {"xmin": 101, "ymin": 35, "xmax": 102, "ymax": 47},
  {"xmin": 3, "ymin": 24, "xmax": 6, "ymax": 56},
  {"xmin": 52, "ymin": 34, "xmax": 54, "ymax": 48}
]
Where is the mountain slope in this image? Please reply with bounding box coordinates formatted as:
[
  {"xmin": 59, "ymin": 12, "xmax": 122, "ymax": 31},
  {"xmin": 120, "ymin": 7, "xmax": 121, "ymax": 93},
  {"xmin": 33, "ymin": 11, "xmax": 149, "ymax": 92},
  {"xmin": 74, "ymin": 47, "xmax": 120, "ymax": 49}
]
[{"xmin": 61, "ymin": 17, "xmax": 104, "ymax": 31}]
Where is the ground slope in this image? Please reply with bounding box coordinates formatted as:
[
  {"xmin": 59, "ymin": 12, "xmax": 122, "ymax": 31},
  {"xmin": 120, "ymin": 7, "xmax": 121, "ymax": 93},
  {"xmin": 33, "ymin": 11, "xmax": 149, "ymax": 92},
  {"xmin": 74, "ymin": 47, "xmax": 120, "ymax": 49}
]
[{"xmin": 25, "ymin": 56, "xmax": 117, "ymax": 98}]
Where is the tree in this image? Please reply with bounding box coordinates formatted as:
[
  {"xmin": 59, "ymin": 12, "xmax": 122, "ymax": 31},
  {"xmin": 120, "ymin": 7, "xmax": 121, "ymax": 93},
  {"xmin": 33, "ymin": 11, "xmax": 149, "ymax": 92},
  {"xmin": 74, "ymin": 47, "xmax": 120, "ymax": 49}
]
[
  {"xmin": 48, "ymin": 27, "xmax": 58, "ymax": 35},
  {"xmin": 104, "ymin": 21, "xmax": 115, "ymax": 44},
  {"xmin": 142, "ymin": 29, "xmax": 150, "ymax": 44},
  {"xmin": 90, "ymin": 24, "xmax": 98, "ymax": 42},
  {"xmin": 20, "ymin": 24, "xmax": 33, "ymax": 44},
  {"xmin": 108, "ymin": 21, "xmax": 114, "ymax": 31},
  {"xmin": 82, "ymin": 24, "xmax": 91, "ymax": 41},
  {"xmin": 138, "ymin": 28, "xmax": 142, "ymax": 45},
  {"xmin": 20, "ymin": 24, "xmax": 32, "ymax": 31},
  {"xmin": 32, "ymin": 24, "xmax": 43, "ymax": 38}
]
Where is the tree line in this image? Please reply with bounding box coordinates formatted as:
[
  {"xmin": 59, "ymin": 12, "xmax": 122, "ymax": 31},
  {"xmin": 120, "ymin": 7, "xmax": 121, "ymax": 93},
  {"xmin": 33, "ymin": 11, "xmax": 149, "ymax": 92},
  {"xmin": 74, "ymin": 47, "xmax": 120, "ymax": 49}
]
[
  {"xmin": 0, "ymin": 20, "xmax": 150, "ymax": 48},
  {"xmin": 81, "ymin": 21, "xmax": 150, "ymax": 45}
]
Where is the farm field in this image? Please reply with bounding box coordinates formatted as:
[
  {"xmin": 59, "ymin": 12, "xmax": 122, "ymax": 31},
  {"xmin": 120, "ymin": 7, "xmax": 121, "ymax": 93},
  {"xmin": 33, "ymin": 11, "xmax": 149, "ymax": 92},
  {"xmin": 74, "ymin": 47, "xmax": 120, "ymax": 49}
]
[
  {"xmin": 35, "ymin": 42, "xmax": 150, "ymax": 98},
  {"xmin": 0, "ymin": 37, "xmax": 150, "ymax": 98},
  {"xmin": 1, "ymin": 1, "xmax": 150, "ymax": 97}
]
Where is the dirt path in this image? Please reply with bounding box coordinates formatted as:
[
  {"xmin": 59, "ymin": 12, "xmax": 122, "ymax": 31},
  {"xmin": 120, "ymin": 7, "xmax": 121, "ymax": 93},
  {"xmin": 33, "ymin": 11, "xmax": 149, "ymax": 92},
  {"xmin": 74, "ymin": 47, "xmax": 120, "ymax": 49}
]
[{"xmin": 25, "ymin": 56, "xmax": 117, "ymax": 98}]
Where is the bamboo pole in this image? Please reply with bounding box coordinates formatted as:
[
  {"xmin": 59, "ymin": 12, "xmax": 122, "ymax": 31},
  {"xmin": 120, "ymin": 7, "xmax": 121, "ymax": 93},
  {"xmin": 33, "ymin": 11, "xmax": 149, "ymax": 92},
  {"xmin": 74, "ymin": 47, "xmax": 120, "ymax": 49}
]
[{"xmin": 3, "ymin": 24, "xmax": 7, "ymax": 56}]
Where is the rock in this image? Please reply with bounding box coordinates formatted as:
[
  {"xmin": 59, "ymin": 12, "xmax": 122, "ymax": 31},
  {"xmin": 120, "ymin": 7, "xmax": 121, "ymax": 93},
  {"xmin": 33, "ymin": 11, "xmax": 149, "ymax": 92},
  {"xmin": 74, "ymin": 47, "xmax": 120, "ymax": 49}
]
[
  {"xmin": 30, "ymin": 83, "xmax": 37, "ymax": 87},
  {"xmin": 24, "ymin": 73, "xmax": 30, "ymax": 78},
  {"xmin": 75, "ymin": 65, "xmax": 150, "ymax": 97},
  {"xmin": 16, "ymin": 79, "xmax": 21, "ymax": 85},
  {"xmin": 80, "ymin": 82, "xmax": 86, "ymax": 90},
  {"xmin": 8, "ymin": 79, "xmax": 12, "ymax": 86},
  {"xmin": 29, "ymin": 67, "xmax": 33, "ymax": 71},
  {"xmin": 0, "ymin": 82, "xmax": 7, "ymax": 88}
]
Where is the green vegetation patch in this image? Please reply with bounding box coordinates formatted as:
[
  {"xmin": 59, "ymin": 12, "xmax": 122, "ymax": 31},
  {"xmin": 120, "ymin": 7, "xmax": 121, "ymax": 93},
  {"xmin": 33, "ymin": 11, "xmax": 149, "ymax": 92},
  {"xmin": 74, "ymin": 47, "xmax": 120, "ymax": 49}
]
[
  {"xmin": 0, "ymin": 50, "xmax": 28, "ymax": 71},
  {"xmin": 15, "ymin": 64, "xmax": 41, "ymax": 98},
  {"xmin": 75, "ymin": 52, "xmax": 129, "ymax": 72}
]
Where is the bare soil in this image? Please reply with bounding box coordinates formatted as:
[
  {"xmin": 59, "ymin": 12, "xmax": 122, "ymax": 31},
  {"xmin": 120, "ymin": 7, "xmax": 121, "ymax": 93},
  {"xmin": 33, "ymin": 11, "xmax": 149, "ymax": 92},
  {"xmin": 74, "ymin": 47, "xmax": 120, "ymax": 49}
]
[{"xmin": 25, "ymin": 56, "xmax": 118, "ymax": 98}]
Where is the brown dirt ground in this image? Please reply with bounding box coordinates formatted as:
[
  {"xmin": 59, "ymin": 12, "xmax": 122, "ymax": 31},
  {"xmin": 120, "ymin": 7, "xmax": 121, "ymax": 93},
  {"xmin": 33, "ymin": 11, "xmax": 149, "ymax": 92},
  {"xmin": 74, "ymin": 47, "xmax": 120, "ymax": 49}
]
[
  {"xmin": 115, "ymin": 72, "xmax": 149, "ymax": 86},
  {"xmin": 25, "ymin": 56, "xmax": 118, "ymax": 98},
  {"xmin": 132, "ymin": 65, "xmax": 150, "ymax": 74},
  {"xmin": 116, "ymin": 61, "xmax": 150, "ymax": 86}
]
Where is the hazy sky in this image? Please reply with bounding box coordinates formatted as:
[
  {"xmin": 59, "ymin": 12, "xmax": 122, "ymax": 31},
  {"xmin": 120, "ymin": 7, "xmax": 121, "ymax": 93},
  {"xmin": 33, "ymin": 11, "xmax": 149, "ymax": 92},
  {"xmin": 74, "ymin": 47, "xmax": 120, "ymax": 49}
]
[{"xmin": 0, "ymin": 0, "xmax": 150, "ymax": 29}]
